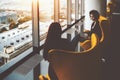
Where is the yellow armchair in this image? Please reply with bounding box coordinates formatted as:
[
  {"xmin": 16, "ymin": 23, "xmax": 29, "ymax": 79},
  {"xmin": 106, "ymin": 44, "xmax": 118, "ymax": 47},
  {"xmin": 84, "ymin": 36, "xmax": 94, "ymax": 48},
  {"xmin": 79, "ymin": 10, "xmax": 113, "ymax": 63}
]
[
  {"xmin": 48, "ymin": 33, "xmax": 101, "ymax": 80},
  {"xmin": 80, "ymin": 16, "xmax": 110, "ymax": 51}
]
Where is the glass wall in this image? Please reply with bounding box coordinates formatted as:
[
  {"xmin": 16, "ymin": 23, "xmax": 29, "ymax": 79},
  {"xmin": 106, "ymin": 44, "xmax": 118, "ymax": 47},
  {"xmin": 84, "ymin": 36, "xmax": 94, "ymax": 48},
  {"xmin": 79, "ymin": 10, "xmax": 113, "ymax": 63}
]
[
  {"xmin": 0, "ymin": 0, "xmax": 85, "ymax": 79},
  {"xmin": 0, "ymin": 0, "xmax": 32, "ymax": 66},
  {"xmin": 0, "ymin": 0, "xmax": 84, "ymax": 71},
  {"xmin": 0, "ymin": 0, "xmax": 71, "ymax": 67},
  {"xmin": 39, "ymin": 0, "xmax": 54, "ymax": 45}
]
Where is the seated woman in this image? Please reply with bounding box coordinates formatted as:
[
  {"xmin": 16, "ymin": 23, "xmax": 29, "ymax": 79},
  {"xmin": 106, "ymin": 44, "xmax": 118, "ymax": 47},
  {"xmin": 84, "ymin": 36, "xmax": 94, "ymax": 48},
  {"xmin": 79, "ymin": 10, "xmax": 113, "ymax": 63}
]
[
  {"xmin": 80, "ymin": 10, "xmax": 102, "ymax": 51},
  {"xmin": 43, "ymin": 22, "xmax": 84, "ymax": 60},
  {"xmin": 84, "ymin": 10, "xmax": 102, "ymax": 41},
  {"xmin": 43, "ymin": 22, "xmax": 86, "ymax": 80}
]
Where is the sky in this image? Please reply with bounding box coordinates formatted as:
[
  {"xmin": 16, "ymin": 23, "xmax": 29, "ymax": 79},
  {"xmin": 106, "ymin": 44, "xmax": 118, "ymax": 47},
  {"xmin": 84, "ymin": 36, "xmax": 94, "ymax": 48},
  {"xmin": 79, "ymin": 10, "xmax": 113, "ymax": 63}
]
[
  {"xmin": 0, "ymin": 0, "xmax": 55, "ymax": 11},
  {"xmin": 0, "ymin": 0, "xmax": 32, "ymax": 11}
]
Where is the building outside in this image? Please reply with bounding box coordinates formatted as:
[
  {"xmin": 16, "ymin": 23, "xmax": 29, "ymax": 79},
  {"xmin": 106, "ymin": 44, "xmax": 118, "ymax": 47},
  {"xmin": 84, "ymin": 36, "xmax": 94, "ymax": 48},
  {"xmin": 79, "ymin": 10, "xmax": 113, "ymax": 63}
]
[
  {"xmin": 0, "ymin": 11, "xmax": 17, "ymax": 24},
  {"xmin": 0, "ymin": 24, "xmax": 9, "ymax": 32}
]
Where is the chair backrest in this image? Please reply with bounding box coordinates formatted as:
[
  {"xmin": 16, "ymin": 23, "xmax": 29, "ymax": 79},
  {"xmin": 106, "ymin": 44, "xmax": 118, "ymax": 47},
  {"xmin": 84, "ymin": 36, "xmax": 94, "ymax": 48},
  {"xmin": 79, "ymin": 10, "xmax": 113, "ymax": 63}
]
[
  {"xmin": 98, "ymin": 16, "xmax": 110, "ymax": 58},
  {"xmin": 99, "ymin": 16, "xmax": 110, "ymax": 43},
  {"xmin": 48, "ymin": 33, "xmax": 101, "ymax": 80},
  {"xmin": 80, "ymin": 16, "xmax": 110, "ymax": 50}
]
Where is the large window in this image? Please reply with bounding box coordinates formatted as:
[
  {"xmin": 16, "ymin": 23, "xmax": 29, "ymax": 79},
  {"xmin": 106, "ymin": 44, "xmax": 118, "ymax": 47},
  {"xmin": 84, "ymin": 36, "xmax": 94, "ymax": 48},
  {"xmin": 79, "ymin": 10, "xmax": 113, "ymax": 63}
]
[
  {"xmin": 0, "ymin": 0, "xmax": 32, "ymax": 66},
  {"xmin": 39, "ymin": 0, "xmax": 54, "ymax": 43},
  {"xmin": 0, "ymin": 0, "xmax": 67, "ymax": 67},
  {"xmin": 0, "ymin": 0, "xmax": 84, "ymax": 74}
]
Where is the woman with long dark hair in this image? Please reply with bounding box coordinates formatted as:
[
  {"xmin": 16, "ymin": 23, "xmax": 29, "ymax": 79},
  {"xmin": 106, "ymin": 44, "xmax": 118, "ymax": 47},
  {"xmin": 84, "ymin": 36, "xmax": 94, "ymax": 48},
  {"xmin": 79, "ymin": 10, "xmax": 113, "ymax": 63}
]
[
  {"xmin": 43, "ymin": 22, "xmax": 81, "ymax": 60},
  {"xmin": 43, "ymin": 22, "xmax": 82, "ymax": 80}
]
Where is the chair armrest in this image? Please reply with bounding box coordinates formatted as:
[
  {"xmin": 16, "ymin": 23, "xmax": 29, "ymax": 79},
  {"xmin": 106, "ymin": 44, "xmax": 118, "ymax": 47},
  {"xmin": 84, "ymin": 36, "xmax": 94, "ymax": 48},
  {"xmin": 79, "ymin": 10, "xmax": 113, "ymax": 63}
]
[
  {"xmin": 83, "ymin": 30, "xmax": 90, "ymax": 33},
  {"xmin": 80, "ymin": 40, "xmax": 91, "ymax": 50}
]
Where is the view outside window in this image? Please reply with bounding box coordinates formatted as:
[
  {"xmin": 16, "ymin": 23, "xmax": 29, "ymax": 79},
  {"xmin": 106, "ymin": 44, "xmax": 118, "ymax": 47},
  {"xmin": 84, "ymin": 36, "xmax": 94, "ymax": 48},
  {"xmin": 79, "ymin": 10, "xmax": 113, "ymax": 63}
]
[
  {"xmin": 39, "ymin": 0, "xmax": 54, "ymax": 42},
  {"xmin": 39, "ymin": 0, "xmax": 68, "ymax": 41},
  {"xmin": 59, "ymin": 0, "xmax": 67, "ymax": 26},
  {"xmin": 0, "ymin": 0, "xmax": 32, "ymax": 66},
  {"xmin": 0, "ymin": 0, "xmax": 75, "ymax": 66}
]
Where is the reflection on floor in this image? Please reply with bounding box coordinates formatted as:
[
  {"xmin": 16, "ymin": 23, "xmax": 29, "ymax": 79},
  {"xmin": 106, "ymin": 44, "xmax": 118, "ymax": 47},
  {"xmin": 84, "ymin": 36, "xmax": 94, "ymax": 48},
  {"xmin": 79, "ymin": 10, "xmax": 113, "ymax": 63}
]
[{"xmin": 41, "ymin": 59, "xmax": 49, "ymax": 76}]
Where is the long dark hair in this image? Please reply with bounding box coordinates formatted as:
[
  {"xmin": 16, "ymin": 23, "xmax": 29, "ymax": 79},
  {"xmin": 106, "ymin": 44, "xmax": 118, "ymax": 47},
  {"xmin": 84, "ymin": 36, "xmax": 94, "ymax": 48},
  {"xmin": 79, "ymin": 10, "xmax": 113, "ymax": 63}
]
[
  {"xmin": 43, "ymin": 22, "xmax": 62, "ymax": 60},
  {"xmin": 46, "ymin": 22, "xmax": 62, "ymax": 40}
]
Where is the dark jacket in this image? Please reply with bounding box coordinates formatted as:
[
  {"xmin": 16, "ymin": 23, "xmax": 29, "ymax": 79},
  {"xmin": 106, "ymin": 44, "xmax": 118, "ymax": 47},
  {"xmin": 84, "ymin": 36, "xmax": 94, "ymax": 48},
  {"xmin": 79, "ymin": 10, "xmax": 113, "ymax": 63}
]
[
  {"xmin": 88, "ymin": 21, "xmax": 102, "ymax": 40},
  {"xmin": 43, "ymin": 38, "xmax": 72, "ymax": 60}
]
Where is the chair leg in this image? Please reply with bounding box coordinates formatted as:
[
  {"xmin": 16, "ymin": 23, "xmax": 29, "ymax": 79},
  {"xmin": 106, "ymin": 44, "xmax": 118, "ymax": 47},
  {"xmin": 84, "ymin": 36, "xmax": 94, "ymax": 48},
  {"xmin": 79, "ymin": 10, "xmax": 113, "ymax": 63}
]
[{"xmin": 39, "ymin": 74, "xmax": 50, "ymax": 80}]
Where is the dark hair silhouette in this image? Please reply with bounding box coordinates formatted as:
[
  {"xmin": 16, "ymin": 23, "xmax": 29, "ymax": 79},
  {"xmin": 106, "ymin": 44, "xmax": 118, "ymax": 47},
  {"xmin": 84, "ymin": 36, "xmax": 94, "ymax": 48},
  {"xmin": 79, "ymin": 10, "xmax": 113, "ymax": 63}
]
[
  {"xmin": 43, "ymin": 22, "xmax": 62, "ymax": 60},
  {"xmin": 44, "ymin": 22, "xmax": 62, "ymax": 53},
  {"xmin": 89, "ymin": 10, "xmax": 100, "ymax": 20},
  {"xmin": 46, "ymin": 22, "xmax": 62, "ymax": 39}
]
